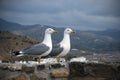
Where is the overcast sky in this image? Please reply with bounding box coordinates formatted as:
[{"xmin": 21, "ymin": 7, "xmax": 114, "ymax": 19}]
[{"xmin": 0, "ymin": 0, "xmax": 120, "ymax": 30}]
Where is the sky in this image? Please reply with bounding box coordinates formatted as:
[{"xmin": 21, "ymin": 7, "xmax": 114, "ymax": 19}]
[{"xmin": 0, "ymin": 0, "xmax": 120, "ymax": 30}]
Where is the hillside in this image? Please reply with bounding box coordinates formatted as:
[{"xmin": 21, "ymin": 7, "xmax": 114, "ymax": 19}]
[
  {"xmin": 0, "ymin": 31, "xmax": 39, "ymax": 61},
  {"xmin": 0, "ymin": 18, "xmax": 120, "ymax": 53}
]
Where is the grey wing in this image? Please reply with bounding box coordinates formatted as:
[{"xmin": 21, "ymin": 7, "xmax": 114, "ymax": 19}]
[
  {"xmin": 53, "ymin": 43, "xmax": 61, "ymax": 48},
  {"xmin": 48, "ymin": 44, "xmax": 63, "ymax": 57},
  {"xmin": 22, "ymin": 43, "xmax": 49, "ymax": 55}
]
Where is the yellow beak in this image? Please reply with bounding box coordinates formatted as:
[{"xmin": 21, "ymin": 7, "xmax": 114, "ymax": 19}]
[
  {"xmin": 53, "ymin": 30, "xmax": 58, "ymax": 33},
  {"xmin": 71, "ymin": 30, "xmax": 75, "ymax": 34}
]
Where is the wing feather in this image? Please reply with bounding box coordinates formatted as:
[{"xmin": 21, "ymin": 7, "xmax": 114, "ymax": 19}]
[
  {"xmin": 48, "ymin": 44, "xmax": 63, "ymax": 57},
  {"xmin": 22, "ymin": 43, "xmax": 49, "ymax": 55}
]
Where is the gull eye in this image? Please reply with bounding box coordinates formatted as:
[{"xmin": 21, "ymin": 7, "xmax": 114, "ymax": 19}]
[
  {"xmin": 67, "ymin": 29, "xmax": 70, "ymax": 31},
  {"xmin": 49, "ymin": 29, "xmax": 52, "ymax": 31}
]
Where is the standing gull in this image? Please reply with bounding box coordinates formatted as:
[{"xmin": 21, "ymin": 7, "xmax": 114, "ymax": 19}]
[
  {"xmin": 12, "ymin": 28, "xmax": 57, "ymax": 62},
  {"xmin": 47, "ymin": 28, "xmax": 75, "ymax": 61}
]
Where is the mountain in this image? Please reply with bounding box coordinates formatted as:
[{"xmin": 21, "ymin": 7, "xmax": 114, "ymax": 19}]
[
  {"xmin": 0, "ymin": 31, "xmax": 39, "ymax": 61},
  {"xmin": 0, "ymin": 18, "xmax": 120, "ymax": 53}
]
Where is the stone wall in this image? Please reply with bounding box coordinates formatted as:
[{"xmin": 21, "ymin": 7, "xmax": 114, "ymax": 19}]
[{"xmin": 69, "ymin": 62, "xmax": 120, "ymax": 80}]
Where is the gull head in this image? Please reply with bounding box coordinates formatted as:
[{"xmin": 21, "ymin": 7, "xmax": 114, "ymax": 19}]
[
  {"xmin": 45, "ymin": 28, "xmax": 58, "ymax": 34},
  {"xmin": 64, "ymin": 28, "xmax": 75, "ymax": 34}
]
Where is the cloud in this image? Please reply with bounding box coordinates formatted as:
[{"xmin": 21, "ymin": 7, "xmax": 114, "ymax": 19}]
[{"xmin": 0, "ymin": 0, "xmax": 120, "ymax": 30}]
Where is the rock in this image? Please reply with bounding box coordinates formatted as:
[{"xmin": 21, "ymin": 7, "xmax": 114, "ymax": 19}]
[
  {"xmin": 69, "ymin": 62, "xmax": 118, "ymax": 78},
  {"xmin": 22, "ymin": 66, "xmax": 35, "ymax": 73},
  {"xmin": 50, "ymin": 70, "xmax": 69, "ymax": 78},
  {"xmin": 8, "ymin": 74, "xmax": 27, "ymax": 80},
  {"xmin": 37, "ymin": 64, "xmax": 45, "ymax": 70},
  {"xmin": 50, "ymin": 63, "xmax": 62, "ymax": 69},
  {"xmin": 30, "ymin": 74, "xmax": 46, "ymax": 80}
]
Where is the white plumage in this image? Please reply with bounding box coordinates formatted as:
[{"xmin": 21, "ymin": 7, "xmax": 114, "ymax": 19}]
[
  {"xmin": 48, "ymin": 28, "xmax": 75, "ymax": 57},
  {"xmin": 12, "ymin": 28, "xmax": 57, "ymax": 57}
]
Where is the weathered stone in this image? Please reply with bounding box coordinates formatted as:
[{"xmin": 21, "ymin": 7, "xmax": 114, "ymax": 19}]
[
  {"xmin": 69, "ymin": 62, "xmax": 118, "ymax": 78},
  {"xmin": 50, "ymin": 70, "xmax": 69, "ymax": 78},
  {"xmin": 22, "ymin": 66, "xmax": 34, "ymax": 73}
]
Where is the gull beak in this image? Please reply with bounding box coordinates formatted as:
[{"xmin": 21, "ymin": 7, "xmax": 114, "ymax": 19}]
[
  {"xmin": 71, "ymin": 30, "xmax": 75, "ymax": 34},
  {"xmin": 53, "ymin": 30, "xmax": 58, "ymax": 33}
]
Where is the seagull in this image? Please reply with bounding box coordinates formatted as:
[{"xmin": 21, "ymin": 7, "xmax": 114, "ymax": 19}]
[
  {"xmin": 12, "ymin": 28, "xmax": 57, "ymax": 62},
  {"xmin": 47, "ymin": 28, "xmax": 75, "ymax": 62}
]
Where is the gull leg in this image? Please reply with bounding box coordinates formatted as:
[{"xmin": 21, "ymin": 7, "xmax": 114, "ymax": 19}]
[
  {"xmin": 37, "ymin": 56, "xmax": 41, "ymax": 64},
  {"xmin": 56, "ymin": 57, "xmax": 60, "ymax": 63}
]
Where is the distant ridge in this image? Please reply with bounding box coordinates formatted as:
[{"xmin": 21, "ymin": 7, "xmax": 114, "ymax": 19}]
[{"xmin": 0, "ymin": 18, "xmax": 120, "ymax": 53}]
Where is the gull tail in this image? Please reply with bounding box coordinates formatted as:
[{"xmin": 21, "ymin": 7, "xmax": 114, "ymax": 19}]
[{"xmin": 11, "ymin": 51, "xmax": 23, "ymax": 57}]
